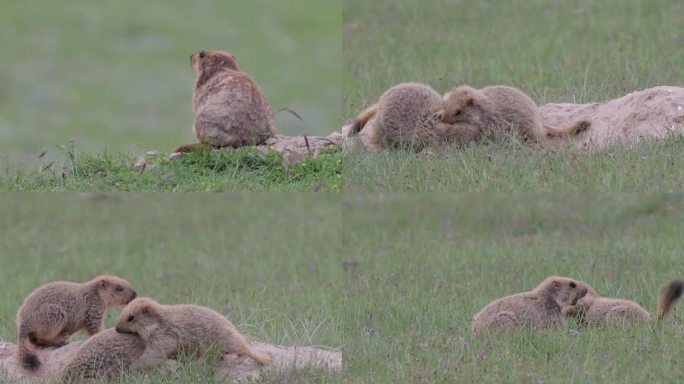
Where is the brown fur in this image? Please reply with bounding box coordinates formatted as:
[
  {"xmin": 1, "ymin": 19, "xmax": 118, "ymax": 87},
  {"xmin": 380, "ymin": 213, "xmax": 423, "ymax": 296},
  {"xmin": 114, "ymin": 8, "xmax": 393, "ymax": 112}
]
[
  {"xmin": 15, "ymin": 275, "xmax": 136, "ymax": 371},
  {"xmin": 115, "ymin": 297, "xmax": 273, "ymax": 367},
  {"xmin": 350, "ymin": 83, "xmax": 476, "ymax": 150},
  {"xmin": 173, "ymin": 50, "xmax": 276, "ymax": 152},
  {"xmin": 61, "ymin": 328, "xmax": 169, "ymax": 382},
  {"xmin": 562, "ymin": 279, "xmax": 684, "ymax": 324},
  {"xmin": 471, "ymin": 276, "xmax": 588, "ymax": 335},
  {"xmin": 439, "ymin": 85, "xmax": 590, "ymax": 143}
]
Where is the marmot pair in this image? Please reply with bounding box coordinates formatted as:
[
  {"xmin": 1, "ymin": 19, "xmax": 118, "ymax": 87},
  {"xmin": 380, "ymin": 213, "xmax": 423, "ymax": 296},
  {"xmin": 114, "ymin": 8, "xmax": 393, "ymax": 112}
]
[
  {"xmin": 350, "ymin": 83, "xmax": 589, "ymax": 150},
  {"xmin": 63, "ymin": 297, "xmax": 272, "ymax": 381},
  {"xmin": 472, "ymin": 276, "xmax": 684, "ymax": 335},
  {"xmin": 15, "ymin": 276, "xmax": 270, "ymax": 381}
]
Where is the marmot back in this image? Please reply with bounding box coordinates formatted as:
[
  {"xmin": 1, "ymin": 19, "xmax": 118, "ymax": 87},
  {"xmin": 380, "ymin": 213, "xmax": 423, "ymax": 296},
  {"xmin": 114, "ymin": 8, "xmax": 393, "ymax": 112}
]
[
  {"xmin": 60, "ymin": 329, "xmax": 148, "ymax": 382},
  {"xmin": 191, "ymin": 50, "xmax": 276, "ymax": 148},
  {"xmin": 350, "ymin": 83, "xmax": 447, "ymax": 150}
]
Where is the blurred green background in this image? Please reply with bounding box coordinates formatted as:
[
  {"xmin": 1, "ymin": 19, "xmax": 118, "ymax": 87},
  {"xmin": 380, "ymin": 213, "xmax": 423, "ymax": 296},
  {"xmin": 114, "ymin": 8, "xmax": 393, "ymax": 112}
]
[{"xmin": 0, "ymin": 0, "xmax": 341, "ymax": 164}]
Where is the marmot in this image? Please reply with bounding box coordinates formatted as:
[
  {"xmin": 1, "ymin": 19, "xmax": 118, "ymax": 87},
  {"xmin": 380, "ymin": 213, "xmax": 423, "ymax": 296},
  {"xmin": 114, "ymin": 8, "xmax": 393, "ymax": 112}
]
[
  {"xmin": 173, "ymin": 50, "xmax": 276, "ymax": 153},
  {"xmin": 562, "ymin": 279, "xmax": 684, "ymax": 324},
  {"xmin": 61, "ymin": 328, "xmax": 167, "ymax": 382},
  {"xmin": 114, "ymin": 297, "xmax": 273, "ymax": 366},
  {"xmin": 438, "ymin": 85, "xmax": 590, "ymax": 143},
  {"xmin": 349, "ymin": 82, "xmax": 477, "ymax": 150},
  {"xmin": 15, "ymin": 275, "xmax": 136, "ymax": 371},
  {"xmin": 471, "ymin": 276, "xmax": 588, "ymax": 335}
]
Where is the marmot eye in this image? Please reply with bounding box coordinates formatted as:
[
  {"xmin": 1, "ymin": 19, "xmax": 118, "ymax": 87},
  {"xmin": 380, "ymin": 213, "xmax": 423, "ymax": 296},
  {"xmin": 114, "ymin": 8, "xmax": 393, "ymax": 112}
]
[
  {"xmin": 569, "ymin": 282, "xmax": 577, "ymax": 288},
  {"xmin": 199, "ymin": 51, "xmax": 206, "ymax": 59},
  {"xmin": 455, "ymin": 110, "xmax": 462, "ymax": 116},
  {"xmin": 127, "ymin": 315, "xmax": 135, "ymax": 322},
  {"xmin": 115, "ymin": 286, "xmax": 124, "ymax": 292}
]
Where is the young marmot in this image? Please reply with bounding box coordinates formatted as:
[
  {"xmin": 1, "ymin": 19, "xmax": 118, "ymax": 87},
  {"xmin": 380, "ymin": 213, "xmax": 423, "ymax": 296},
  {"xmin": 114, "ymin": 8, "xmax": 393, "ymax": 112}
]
[
  {"xmin": 562, "ymin": 279, "xmax": 684, "ymax": 324},
  {"xmin": 438, "ymin": 85, "xmax": 590, "ymax": 143},
  {"xmin": 173, "ymin": 50, "xmax": 276, "ymax": 153},
  {"xmin": 60, "ymin": 328, "xmax": 168, "ymax": 382},
  {"xmin": 471, "ymin": 276, "xmax": 588, "ymax": 335},
  {"xmin": 349, "ymin": 83, "xmax": 478, "ymax": 150},
  {"xmin": 15, "ymin": 275, "xmax": 136, "ymax": 371},
  {"xmin": 114, "ymin": 297, "xmax": 273, "ymax": 367}
]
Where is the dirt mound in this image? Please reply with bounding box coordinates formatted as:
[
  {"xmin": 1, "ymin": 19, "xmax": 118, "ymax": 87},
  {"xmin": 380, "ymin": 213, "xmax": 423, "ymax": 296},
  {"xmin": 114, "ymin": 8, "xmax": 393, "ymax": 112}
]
[
  {"xmin": 345, "ymin": 86, "xmax": 684, "ymax": 151},
  {"xmin": 0, "ymin": 340, "xmax": 341, "ymax": 383}
]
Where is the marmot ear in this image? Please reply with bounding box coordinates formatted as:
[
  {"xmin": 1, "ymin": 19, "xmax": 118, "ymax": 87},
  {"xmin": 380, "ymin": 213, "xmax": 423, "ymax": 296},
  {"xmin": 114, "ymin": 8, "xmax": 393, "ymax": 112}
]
[
  {"xmin": 100, "ymin": 279, "xmax": 108, "ymax": 288},
  {"xmin": 142, "ymin": 306, "xmax": 150, "ymax": 315},
  {"xmin": 465, "ymin": 97, "xmax": 475, "ymax": 106}
]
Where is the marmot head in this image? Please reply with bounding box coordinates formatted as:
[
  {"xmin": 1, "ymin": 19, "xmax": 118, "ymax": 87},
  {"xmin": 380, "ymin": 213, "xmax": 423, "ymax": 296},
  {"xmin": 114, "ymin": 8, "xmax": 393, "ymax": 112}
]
[
  {"xmin": 191, "ymin": 50, "xmax": 239, "ymax": 76},
  {"xmin": 539, "ymin": 276, "xmax": 588, "ymax": 308},
  {"xmin": 576, "ymin": 280, "xmax": 600, "ymax": 297},
  {"xmin": 115, "ymin": 297, "xmax": 163, "ymax": 340},
  {"xmin": 91, "ymin": 275, "xmax": 137, "ymax": 307},
  {"xmin": 440, "ymin": 85, "xmax": 481, "ymax": 126},
  {"xmin": 561, "ymin": 280, "xmax": 598, "ymax": 318}
]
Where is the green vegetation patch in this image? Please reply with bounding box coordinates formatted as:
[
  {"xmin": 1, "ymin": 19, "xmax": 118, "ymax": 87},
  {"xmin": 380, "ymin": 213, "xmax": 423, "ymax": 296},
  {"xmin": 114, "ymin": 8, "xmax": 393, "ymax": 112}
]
[{"xmin": 1, "ymin": 146, "xmax": 342, "ymax": 192}]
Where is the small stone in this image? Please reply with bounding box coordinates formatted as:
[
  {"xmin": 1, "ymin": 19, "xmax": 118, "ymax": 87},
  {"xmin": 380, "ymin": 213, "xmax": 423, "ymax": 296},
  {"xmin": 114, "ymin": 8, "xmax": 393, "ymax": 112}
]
[{"xmin": 134, "ymin": 157, "xmax": 147, "ymax": 171}]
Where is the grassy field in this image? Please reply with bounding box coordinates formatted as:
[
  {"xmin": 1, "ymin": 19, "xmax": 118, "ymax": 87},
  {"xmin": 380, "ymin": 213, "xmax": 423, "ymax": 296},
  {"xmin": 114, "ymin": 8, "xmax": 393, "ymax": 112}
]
[
  {"xmin": 1, "ymin": 147, "xmax": 342, "ymax": 192},
  {"xmin": 341, "ymin": 193, "xmax": 684, "ymax": 382},
  {"xmin": 2, "ymin": 194, "xmax": 684, "ymax": 383},
  {"xmin": 0, "ymin": 194, "xmax": 342, "ymax": 383},
  {"xmin": 343, "ymin": 0, "xmax": 684, "ymax": 191},
  {"xmin": 344, "ymin": 137, "xmax": 684, "ymax": 192},
  {"xmin": 0, "ymin": 0, "xmax": 341, "ymax": 189}
]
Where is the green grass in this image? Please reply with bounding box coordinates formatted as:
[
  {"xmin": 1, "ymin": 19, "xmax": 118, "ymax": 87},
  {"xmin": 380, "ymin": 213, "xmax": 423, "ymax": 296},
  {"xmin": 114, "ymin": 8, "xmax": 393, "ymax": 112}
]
[
  {"xmin": 343, "ymin": 0, "xmax": 684, "ymax": 191},
  {"xmin": 344, "ymin": 136, "xmax": 684, "ymax": 192},
  {"xmin": 0, "ymin": 0, "xmax": 340, "ymax": 164},
  {"xmin": 341, "ymin": 193, "xmax": 684, "ymax": 382},
  {"xmin": 0, "ymin": 194, "xmax": 342, "ymax": 383},
  {"xmin": 1, "ymin": 147, "xmax": 343, "ymax": 192}
]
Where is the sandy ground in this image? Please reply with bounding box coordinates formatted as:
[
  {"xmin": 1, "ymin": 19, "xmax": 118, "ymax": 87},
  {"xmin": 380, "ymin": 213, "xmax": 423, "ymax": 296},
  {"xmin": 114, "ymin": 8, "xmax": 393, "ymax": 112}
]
[
  {"xmin": 0, "ymin": 339, "xmax": 341, "ymax": 383},
  {"xmin": 344, "ymin": 86, "xmax": 684, "ymax": 152}
]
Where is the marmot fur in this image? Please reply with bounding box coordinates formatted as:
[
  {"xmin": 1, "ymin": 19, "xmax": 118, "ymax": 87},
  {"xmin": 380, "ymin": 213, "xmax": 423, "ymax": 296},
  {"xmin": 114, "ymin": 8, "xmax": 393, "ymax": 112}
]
[
  {"xmin": 471, "ymin": 276, "xmax": 588, "ymax": 335},
  {"xmin": 115, "ymin": 297, "xmax": 272, "ymax": 367},
  {"xmin": 60, "ymin": 328, "xmax": 167, "ymax": 382},
  {"xmin": 16, "ymin": 275, "xmax": 136, "ymax": 371},
  {"xmin": 174, "ymin": 50, "xmax": 276, "ymax": 152},
  {"xmin": 563, "ymin": 279, "xmax": 684, "ymax": 324},
  {"xmin": 439, "ymin": 85, "xmax": 590, "ymax": 143},
  {"xmin": 350, "ymin": 82, "xmax": 475, "ymax": 150}
]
